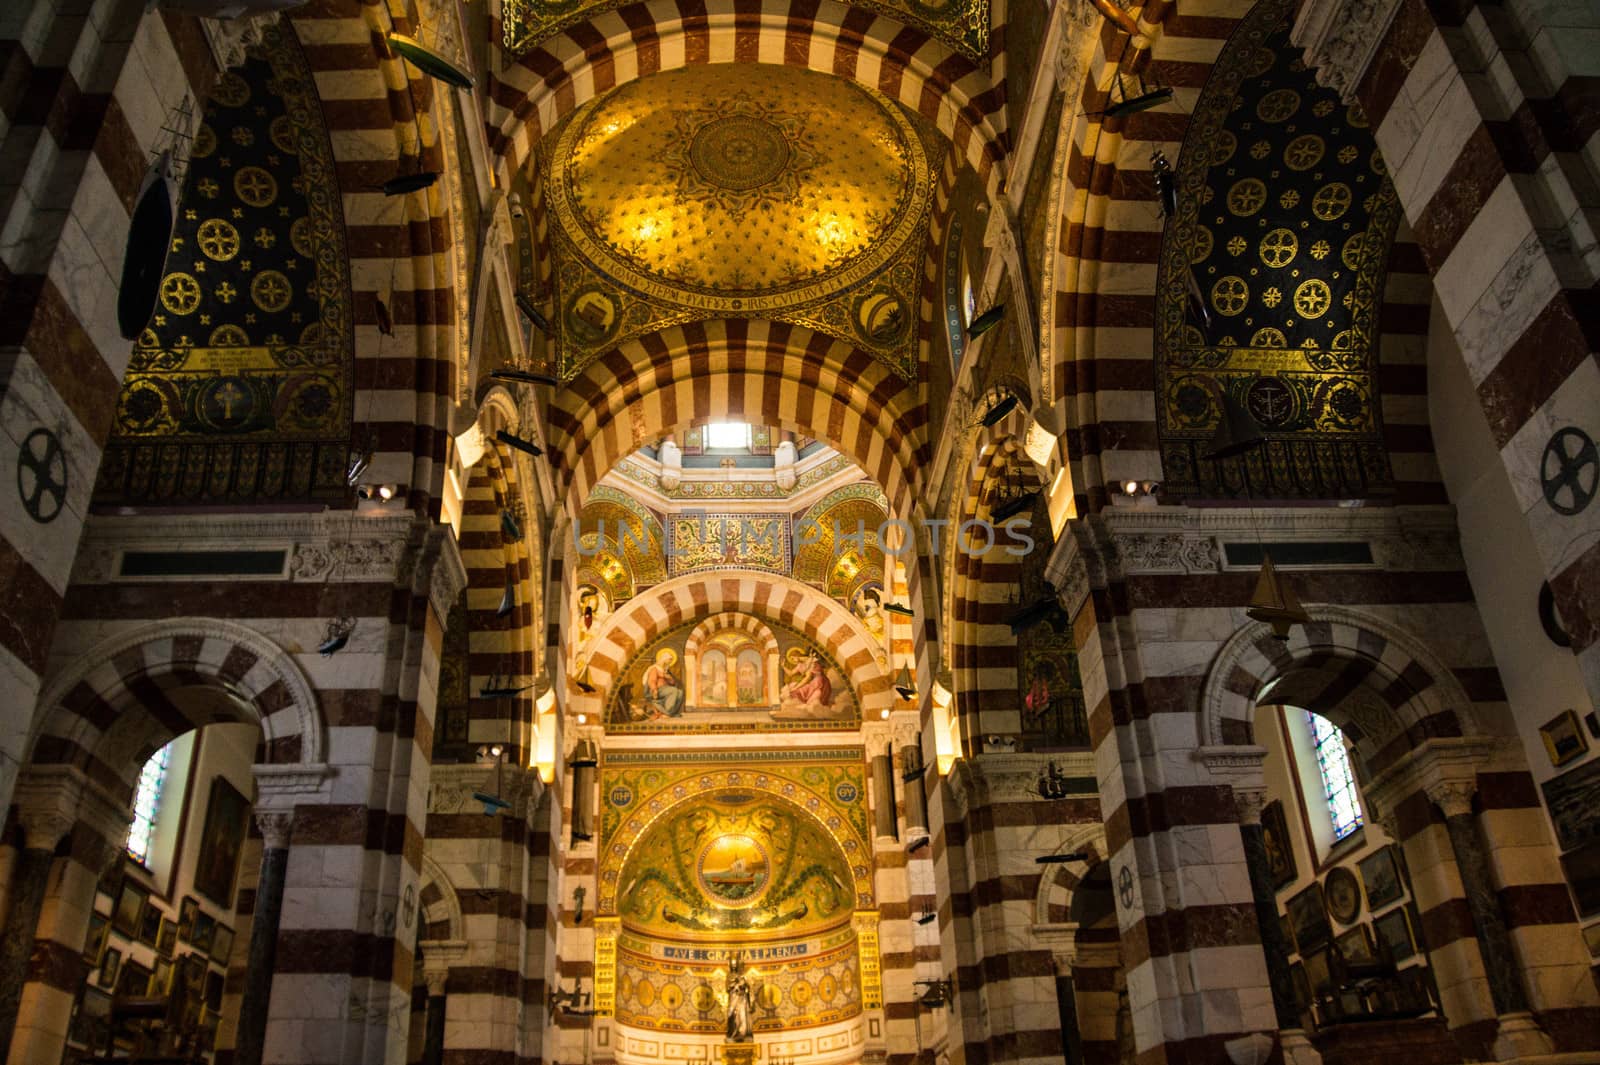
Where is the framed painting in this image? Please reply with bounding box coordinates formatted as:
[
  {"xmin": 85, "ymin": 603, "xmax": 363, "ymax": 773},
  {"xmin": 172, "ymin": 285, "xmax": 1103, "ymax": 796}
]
[
  {"xmin": 210, "ymin": 923, "xmax": 235, "ymax": 966},
  {"xmin": 1541, "ymin": 709, "xmax": 1589, "ymax": 767},
  {"xmin": 112, "ymin": 880, "xmax": 148, "ymax": 938},
  {"xmin": 98, "ymin": 948, "xmax": 121, "ymax": 990},
  {"xmin": 1289, "ymin": 961, "xmax": 1311, "ymax": 1007},
  {"xmin": 178, "ymin": 896, "xmax": 199, "ymax": 942},
  {"xmin": 1286, "ymin": 882, "xmax": 1332, "ymax": 953},
  {"xmin": 82, "ymin": 913, "xmax": 109, "ymax": 964},
  {"xmin": 1279, "ymin": 913, "xmax": 1296, "ymax": 954},
  {"xmin": 137, "ymin": 901, "xmax": 163, "ymax": 947},
  {"xmin": 1358, "ymin": 846, "xmax": 1404, "ymax": 910},
  {"xmin": 1324, "ymin": 866, "xmax": 1362, "ymax": 924},
  {"xmin": 1541, "ymin": 757, "xmax": 1600, "ymax": 851},
  {"xmin": 1302, "ymin": 947, "xmax": 1332, "ymax": 993},
  {"xmin": 116, "ymin": 959, "xmax": 152, "ymax": 998},
  {"xmin": 1374, "ymin": 906, "xmax": 1415, "ymax": 963},
  {"xmin": 157, "ymin": 917, "xmax": 178, "ymax": 958},
  {"xmin": 152, "ymin": 957, "xmax": 175, "ymax": 996},
  {"xmin": 71, "ymin": 986, "xmax": 111, "ymax": 1049},
  {"xmin": 1558, "ymin": 839, "xmax": 1600, "ymax": 918},
  {"xmin": 1261, "ymin": 800, "xmax": 1297, "ymax": 888},
  {"xmin": 192, "ymin": 911, "xmax": 216, "ymax": 954},
  {"xmin": 194, "ymin": 776, "xmax": 250, "ymax": 908},
  {"xmin": 1335, "ymin": 923, "xmax": 1375, "ymax": 965}
]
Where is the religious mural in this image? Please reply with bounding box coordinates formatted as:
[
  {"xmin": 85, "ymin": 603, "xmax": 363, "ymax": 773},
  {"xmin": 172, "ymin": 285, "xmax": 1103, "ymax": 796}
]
[
  {"xmin": 1154, "ymin": 0, "xmax": 1398, "ymax": 499},
  {"xmin": 597, "ymin": 752, "xmax": 875, "ymax": 1034},
  {"xmin": 606, "ymin": 616, "xmax": 859, "ymax": 732},
  {"xmin": 97, "ymin": 23, "xmax": 353, "ymax": 504}
]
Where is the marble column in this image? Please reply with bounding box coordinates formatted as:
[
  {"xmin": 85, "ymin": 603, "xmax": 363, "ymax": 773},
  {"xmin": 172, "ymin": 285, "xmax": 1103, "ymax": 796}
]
[
  {"xmin": 1424, "ymin": 780, "xmax": 1554, "ymax": 1061},
  {"xmin": 1234, "ymin": 788, "xmax": 1300, "ymax": 1032},
  {"xmin": 421, "ymin": 966, "xmax": 447, "ymax": 1065},
  {"xmin": 871, "ymin": 747, "xmax": 899, "ymax": 841},
  {"xmin": 235, "ymin": 810, "xmax": 293, "ymax": 1065},
  {"xmin": 0, "ymin": 804, "xmax": 73, "ymax": 1051}
]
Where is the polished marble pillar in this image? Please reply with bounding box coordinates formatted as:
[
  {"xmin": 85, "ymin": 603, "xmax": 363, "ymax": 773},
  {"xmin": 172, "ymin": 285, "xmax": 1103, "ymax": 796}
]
[{"xmin": 235, "ymin": 810, "xmax": 292, "ymax": 1065}]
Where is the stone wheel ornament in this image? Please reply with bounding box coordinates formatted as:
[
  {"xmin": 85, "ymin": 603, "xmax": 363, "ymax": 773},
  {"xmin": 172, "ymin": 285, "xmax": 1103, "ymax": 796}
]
[
  {"xmin": 1541, "ymin": 427, "xmax": 1597, "ymax": 516},
  {"xmin": 17, "ymin": 428, "xmax": 67, "ymax": 523}
]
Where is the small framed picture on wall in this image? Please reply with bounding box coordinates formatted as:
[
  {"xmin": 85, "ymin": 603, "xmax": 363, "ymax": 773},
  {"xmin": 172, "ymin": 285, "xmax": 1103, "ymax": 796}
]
[
  {"xmin": 82, "ymin": 913, "xmax": 109, "ymax": 964},
  {"xmin": 98, "ymin": 948, "xmax": 121, "ymax": 990},
  {"xmin": 112, "ymin": 881, "xmax": 148, "ymax": 938},
  {"xmin": 210, "ymin": 924, "xmax": 235, "ymax": 966},
  {"xmin": 157, "ymin": 917, "xmax": 178, "ymax": 958},
  {"xmin": 178, "ymin": 896, "xmax": 199, "ymax": 942},
  {"xmin": 1358, "ymin": 846, "xmax": 1405, "ymax": 911},
  {"xmin": 1541, "ymin": 709, "xmax": 1590, "ymax": 767},
  {"xmin": 1286, "ymin": 882, "xmax": 1332, "ymax": 953},
  {"xmin": 192, "ymin": 912, "xmax": 216, "ymax": 955},
  {"xmin": 1374, "ymin": 906, "xmax": 1416, "ymax": 963},
  {"xmin": 138, "ymin": 902, "xmax": 162, "ymax": 947}
]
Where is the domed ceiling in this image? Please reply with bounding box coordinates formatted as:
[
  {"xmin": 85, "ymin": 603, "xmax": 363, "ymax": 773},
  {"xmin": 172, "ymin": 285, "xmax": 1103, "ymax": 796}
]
[{"xmin": 543, "ymin": 64, "xmax": 936, "ymax": 380}]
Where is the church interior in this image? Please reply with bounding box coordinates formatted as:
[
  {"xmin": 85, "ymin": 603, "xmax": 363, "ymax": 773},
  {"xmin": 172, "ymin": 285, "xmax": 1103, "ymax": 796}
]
[{"xmin": 1, "ymin": 0, "xmax": 1598, "ymax": 1062}]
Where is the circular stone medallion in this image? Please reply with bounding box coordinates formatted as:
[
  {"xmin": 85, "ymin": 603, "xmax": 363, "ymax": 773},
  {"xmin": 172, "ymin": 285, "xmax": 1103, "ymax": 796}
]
[
  {"xmin": 696, "ymin": 833, "xmax": 771, "ymax": 908},
  {"xmin": 690, "ymin": 115, "xmax": 791, "ymax": 191}
]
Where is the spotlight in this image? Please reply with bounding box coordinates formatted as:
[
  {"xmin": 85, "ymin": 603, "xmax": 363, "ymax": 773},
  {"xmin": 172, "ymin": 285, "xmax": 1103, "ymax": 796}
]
[
  {"xmin": 967, "ymin": 305, "xmax": 1004, "ymax": 339},
  {"xmin": 982, "ymin": 395, "xmax": 1018, "ymax": 426},
  {"xmin": 356, "ymin": 483, "xmax": 399, "ymax": 502},
  {"xmin": 1122, "ymin": 480, "xmax": 1140, "ymax": 496},
  {"xmin": 1035, "ymin": 850, "xmax": 1091, "ymax": 865},
  {"xmin": 880, "ymin": 708, "xmax": 891, "ymax": 719},
  {"xmin": 1006, "ymin": 597, "xmax": 1059, "ymax": 635},
  {"xmin": 386, "ymin": 33, "xmax": 475, "ymax": 90},
  {"xmin": 514, "ymin": 292, "xmax": 552, "ymax": 335},
  {"xmin": 576, "ymin": 712, "xmax": 588, "ymax": 725},
  {"xmin": 882, "ymin": 601, "xmax": 915, "ymax": 617},
  {"xmin": 378, "ymin": 171, "xmax": 439, "ymax": 196},
  {"xmin": 496, "ymin": 429, "xmax": 544, "ymax": 457},
  {"xmin": 991, "ymin": 490, "xmax": 1039, "ymax": 522},
  {"xmin": 491, "ymin": 367, "xmax": 559, "ymax": 387}
]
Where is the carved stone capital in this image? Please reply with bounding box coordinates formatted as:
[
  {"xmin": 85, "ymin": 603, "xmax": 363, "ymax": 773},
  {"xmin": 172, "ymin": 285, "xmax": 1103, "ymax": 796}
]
[
  {"xmin": 254, "ymin": 762, "xmax": 334, "ymax": 814},
  {"xmin": 1234, "ymin": 787, "xmax": 1269, "ymax": 826},
  {"xmin": 427, "ymin": 531, "xmax": 468, "ymax": 621},
  {"xmin": 13, "ymin": 768, "xmax": 125, "ymax": 852},
  {"xmin": 255, "ymin": 811, "xmax": 294, "ymax": 849},
  {"xmin": 1044, "ymin": 529, "xmax": 1091, "ymax": 620},
  {"xmin": 200, "ymin": 12, "xmax": 280, "ymax": 73},
  {"xmin": 1424, "ymin": 778, "xmax": 1478, "ymax": 818},
  {"xmin": 1290, "ymin": 0, "xmax": 1405, "ymax": 102}
]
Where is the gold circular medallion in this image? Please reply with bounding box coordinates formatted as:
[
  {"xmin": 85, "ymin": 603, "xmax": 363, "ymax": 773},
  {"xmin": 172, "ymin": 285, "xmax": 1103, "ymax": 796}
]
[
  {"xmin": 1258, "ymin": 228, "xmax": 1298, "ymax": 268},
  {"xmin": 212, "ymin": 72, "xmax": 250, "ymax": 108},
  {"xmin": 251, "ymin": 270, "xmax": 293, "ymax": 313},
  {"xmin": 1211, "ymin": 275, "xmax": 1249, "ymax": 316},
  {"xmin": 1251, "ymin": 327, "xmax": 1287, "ymax": 348},
  {"xmin": 1227, "ymin": 178, "xmax": 1267, "ymax": 217},
  {"xmin": 1284, "ymin": 134, "xmax": 1324, "ymax": 170},
  {"xmin": 209, "ymin": 324, "xmax": 250, "ymax": 346},
  {"xmin": 197, "ymin": 218, "xmax": 241, "ymax": 262},
  {"xmin": 1256, "ymin": 88, "xmax": 1300, "ymax": 123},
  {"xmin": 1312, "ymin": 182, "xmax": 1352, "ymax": 221},
  {"xmin": 159, "ymin": 273, "xmax": 202, "ymax": 315},
  {"xmin": 1294, "ymin": 279, "xmax": 1332, "ymax": 318},
  {"xmin": 192, "ymin": 124, "xmax": 217, "ymax": 159},
  {"xmin": 234, "ymin": 166, "xmax": 278, "ymax": 208}
]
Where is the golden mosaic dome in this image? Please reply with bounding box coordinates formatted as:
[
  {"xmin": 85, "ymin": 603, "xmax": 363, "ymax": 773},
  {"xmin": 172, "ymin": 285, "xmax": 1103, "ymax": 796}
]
[{"xmin": 551, "ymin": 63, "xmax": 931, "ymax": 311}]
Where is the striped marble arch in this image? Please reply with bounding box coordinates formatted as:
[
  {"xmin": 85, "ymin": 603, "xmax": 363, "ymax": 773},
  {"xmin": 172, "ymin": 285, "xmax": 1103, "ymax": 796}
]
[{"xmin": 483, "ymin": 0, "xmax": 1008, "ymax": 191}]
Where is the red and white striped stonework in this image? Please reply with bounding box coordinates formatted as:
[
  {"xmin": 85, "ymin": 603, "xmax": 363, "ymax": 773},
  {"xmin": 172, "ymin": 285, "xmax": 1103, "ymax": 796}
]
[
  {"xmin": 482, "ymin": 0, "xmax": 1008, "ymax": 196},
  {"xmin": 1351, "ymin": 0, "xmax": 1600, "ymax": 713}
]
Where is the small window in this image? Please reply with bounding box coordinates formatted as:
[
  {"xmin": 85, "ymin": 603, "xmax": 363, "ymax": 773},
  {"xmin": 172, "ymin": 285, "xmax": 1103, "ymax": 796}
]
[
  {"xmin": 127, "ymin": 743, "xmax": 173, "ymax": 865},
  {"xmin": 1307, "ymin": 712, "xmax": 1363, "ymax": 840},
  {"xmin": 704, "ymin": 423, "xmax": 752, "ymax": 450}
]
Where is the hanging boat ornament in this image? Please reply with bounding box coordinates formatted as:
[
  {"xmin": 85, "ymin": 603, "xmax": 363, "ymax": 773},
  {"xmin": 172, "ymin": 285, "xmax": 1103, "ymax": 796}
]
[
  {"xmin": 117, "ymin": 150, "xmax": 179, "ymax": 340},
  {"xmin": 386, "ymin": 32, "xmax": 475, "ymax": 90},
  {"xmin": 1246, "ymin": 553, "xmax": 1310, "ymax": 641}
]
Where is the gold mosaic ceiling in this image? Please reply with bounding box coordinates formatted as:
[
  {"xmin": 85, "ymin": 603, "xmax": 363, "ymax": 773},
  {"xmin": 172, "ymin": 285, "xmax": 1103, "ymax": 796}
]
[{"xmin": 544, "ymin": 64, "xmax": 935, "ymax": 379}]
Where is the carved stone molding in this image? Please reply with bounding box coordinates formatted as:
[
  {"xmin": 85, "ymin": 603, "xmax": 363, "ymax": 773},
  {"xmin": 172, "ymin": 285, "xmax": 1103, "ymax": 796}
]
[
  {"xmin": 253, "ymin": 762, "xmax": 335, "ymax": 814},
  {"xmin": 1111, "ymin": 531, "xmax": 1220, "ymax": 575},
  {"xmin": 429, "ymin": 764, "xmax": 544, "ymax": 821},
  {"xmin": 960, "ymin": 751, "xmax": 1098, "ymax": 806},
  {"xmin": 14, "ymin": 767, "xmax": 130, "ymax": 853},
  {"xmin": 419, "ymin": 939, "xmax": 468, "ymax": 994},
  {"xmin": 255, "ymin": 811, "xmax": 294, "ymax": 850},
  {"xmin": 1424, "ymin": 779, "xmax": 1478, "ymax": 819},
  {"xmin": 200, "ymin": 12, "xmax": 279, "ymax": 72},
  {"xmin": 1044, "ymin": 529, "xmax": 1092, "ymax": 620},
  {"xmin": 1196, "ymin": 745, "xmax": 1269, "ymax": 823},
  {"xmin": 1291, "ymin": 0, "xmax": 1405, "ymax": 102},
  {"xmin": 428, "ymin": 532, "xmax": 468, "ymax": 620},
  {"xmin": 1364, "ymin": 737, "xmax": 1494, "ymax": 821}
]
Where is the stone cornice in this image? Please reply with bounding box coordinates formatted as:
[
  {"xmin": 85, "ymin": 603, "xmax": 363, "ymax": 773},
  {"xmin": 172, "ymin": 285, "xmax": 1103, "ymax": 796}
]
[
  {"xmin": 253, "ymin": 762, "xmax": 335, "ymax": 813},
  {"xmin": 1363, "ymin": 737, "xmax": 1496, "ymax": 820},
  {"xmin": 1291, "ymin": 0, "xmax": 1405, "ymax": 103}
]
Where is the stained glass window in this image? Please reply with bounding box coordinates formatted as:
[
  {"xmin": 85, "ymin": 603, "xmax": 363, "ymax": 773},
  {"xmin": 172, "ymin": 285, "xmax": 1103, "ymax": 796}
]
[
  {"xmin": 704, "ymin": 423, "xmax": 752, "ymax": 450},
  {"xmin": 1307, "ymin": 712, "xmax": 1362, "ymax": 840},
  {"xmin": 127, "ymin": 743, "xmax": 173, "ymax": 865}
]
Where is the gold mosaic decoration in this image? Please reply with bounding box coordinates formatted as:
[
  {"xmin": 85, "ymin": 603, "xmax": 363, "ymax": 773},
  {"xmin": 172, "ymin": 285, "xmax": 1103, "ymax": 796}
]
[
  {"xmin": 503, "ymin": 0, "xmax": 989, "ymax": 62},
  {"xmin": 546, "ymin": 65, "xmax": 933, "ymax": 380},
  {"xmin": 1154, "ymin": 0, "xmax": 1398, "ymax": 499},
  {"xmin": 97, "ymin": 23, "xmax": 352, "ymax": 504}
]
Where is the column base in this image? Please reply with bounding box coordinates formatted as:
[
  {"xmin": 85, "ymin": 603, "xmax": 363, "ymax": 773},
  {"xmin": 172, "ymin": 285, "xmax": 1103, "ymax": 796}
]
[
  {"xmin": 1492, "ymin": 1012, "xmax": 1555, "ymax": 1062},
  {"xmin": 1280, "ymin": 1028, "xmax": 1325, "ymax": 1065}
]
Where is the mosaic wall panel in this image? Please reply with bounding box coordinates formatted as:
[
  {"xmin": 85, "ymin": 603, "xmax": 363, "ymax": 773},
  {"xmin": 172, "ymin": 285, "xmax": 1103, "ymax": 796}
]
[
  {"xmin": 1154, "ymin": 0, "xmax": 1398, "ymax": 500},
  {"xmin": 667, "ymin": 514, "xmax": 791, "ymax": 577},
  {"xmin": 97, "ymin": 23, "xmax": 352, "ymax": 504},
  {"xmin": 504, "ymin": 0, "xmax": 989, "ymax": 63},
  {"xmin": 610, "ymin": 453, "xmax": 859, "ymax": 500},
  {"xmin": 543, "ymin": 65, "xmax": 934, "ymax": 381},
  {"xmin": 604, "ymin": 616, "xmax": 860, "ymax": 733}
]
